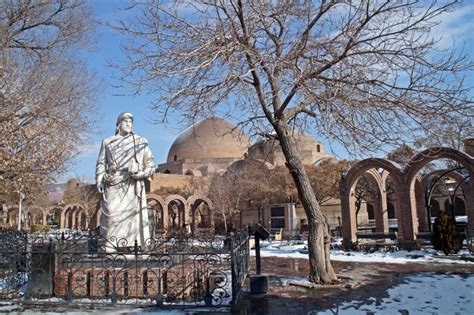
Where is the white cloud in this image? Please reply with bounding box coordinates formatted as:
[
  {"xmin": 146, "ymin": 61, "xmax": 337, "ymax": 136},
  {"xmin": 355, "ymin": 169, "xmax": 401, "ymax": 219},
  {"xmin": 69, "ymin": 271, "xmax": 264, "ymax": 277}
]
[
  {"xmin": 77, "ymin": 141, "xmax": 101, "ymax": 158},
  {"xmin": 432, "ymin": 4, "xmax": 474, "ymax": 50}
]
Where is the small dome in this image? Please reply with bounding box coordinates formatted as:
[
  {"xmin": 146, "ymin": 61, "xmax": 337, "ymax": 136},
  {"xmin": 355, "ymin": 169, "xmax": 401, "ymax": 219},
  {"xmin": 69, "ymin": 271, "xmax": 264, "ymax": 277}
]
[
  {"xmin": 66, "ymin": 178, "xmax": 81, "ymax": 189},
  {"xmin": 247, "ymin": 131, "xmax": 328, "ymax": 166},
  {"xmin": 290, "ymin": 131, "xmax": 325, "ymax": 154},
  {"xmin": 167, "ymin": 117, "xmax": 251, "ymax": 162}
]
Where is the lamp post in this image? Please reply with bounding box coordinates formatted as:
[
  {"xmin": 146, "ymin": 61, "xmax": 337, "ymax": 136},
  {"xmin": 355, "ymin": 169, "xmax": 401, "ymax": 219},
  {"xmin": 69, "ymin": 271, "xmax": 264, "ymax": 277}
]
[
  {"xmin": 18, "ymin": 192, "xmax": 25, "ymax": 231},
  {"xmin": 438, "ymin": 177, "xmax": 457, "ymax": 218},
  {"xmin": 425, "ymin": 167, "xmax": 463, "ymax": 232}
]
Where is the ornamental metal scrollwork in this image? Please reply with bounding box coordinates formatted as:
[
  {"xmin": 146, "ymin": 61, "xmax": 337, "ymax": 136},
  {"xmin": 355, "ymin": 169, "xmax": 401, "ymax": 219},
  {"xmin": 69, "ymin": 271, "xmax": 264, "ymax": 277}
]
[{"xmin": 0, "ymin": 229, "xmax": 249, "ymax": 308}]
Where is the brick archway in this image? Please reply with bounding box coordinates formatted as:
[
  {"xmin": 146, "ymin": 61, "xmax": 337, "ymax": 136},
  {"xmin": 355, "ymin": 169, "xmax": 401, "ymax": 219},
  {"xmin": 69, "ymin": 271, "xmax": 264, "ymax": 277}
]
[
  {"xmin": 5, "ymin": 205, "xmax": 26, "ymax": 229},
  {"xmin": 404, "ymin": 147, "xmax": 474, "ymax": 233},
  {"xmin": 421, "ymin": 169, "xmax": 468, "ymax": 228},
  {"xmin": 342, "ymin": 147, "xmax": 474, "ymax": 249},
  {"xmin": 146, "ymin": 194, "xmax": 166, "ymax": 233},
  {"xmin": 164, "ymin": 194, "xmax": 188, "ymax": 229},
  {"xmin": 61, "ymin": 203, "xmax": 85, "ymax": 230},
  {"xmin": 187, "ymin": 195, "xmax": 214, "ymax": 231},
  {"xmin": 341, "ymin": 158, "xmax": 402, "ymax": 247},
  {"xmin": 27, "ymin": 207, "xmax": 48, "ymax": 226}
]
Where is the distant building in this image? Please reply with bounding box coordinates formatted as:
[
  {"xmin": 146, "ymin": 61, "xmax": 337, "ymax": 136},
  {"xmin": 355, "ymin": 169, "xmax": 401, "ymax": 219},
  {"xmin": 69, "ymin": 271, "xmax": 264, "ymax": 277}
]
[{"xmin": 151, "ymin": 117, "xmax": 350, "ymax": 236}]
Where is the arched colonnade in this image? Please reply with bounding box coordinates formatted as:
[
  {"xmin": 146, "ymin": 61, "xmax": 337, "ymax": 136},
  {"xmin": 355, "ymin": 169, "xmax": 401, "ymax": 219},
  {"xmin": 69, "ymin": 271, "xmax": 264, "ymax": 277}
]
[
  {"xmin": 2, "ymin": 193, "xmax": 215, "ymax": 233},
  {"xmin": 341, "ymin": 147, "xmax": 474, "ymax": 249},
  {"xmin": 91, "ymin": 194, "xmax": 214, "ymax": 233},
  {"xmin": 1, "ymin": 206, "xmax": 49, "ymax": 230}
]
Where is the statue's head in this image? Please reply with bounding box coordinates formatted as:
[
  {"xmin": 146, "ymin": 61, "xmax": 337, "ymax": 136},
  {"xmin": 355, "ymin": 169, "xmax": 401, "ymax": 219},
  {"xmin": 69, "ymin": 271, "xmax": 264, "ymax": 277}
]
[{"xmin": 115, "ymin": 112, "xmax": 134, "ymax": 135}]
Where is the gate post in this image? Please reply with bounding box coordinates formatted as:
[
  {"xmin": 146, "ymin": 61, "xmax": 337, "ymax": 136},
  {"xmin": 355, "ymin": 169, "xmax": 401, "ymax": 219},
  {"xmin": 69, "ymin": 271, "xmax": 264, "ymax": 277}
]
[{"xmin": 229, "ymin": 234, "xmax": 237, "ymax": 305}]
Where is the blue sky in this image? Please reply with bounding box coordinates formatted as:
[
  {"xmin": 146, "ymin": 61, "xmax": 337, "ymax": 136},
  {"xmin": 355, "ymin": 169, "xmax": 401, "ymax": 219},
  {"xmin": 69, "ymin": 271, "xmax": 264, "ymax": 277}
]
[{"xmin": 62, "ymin": 1, "xmax": 474, "ymax": 184}]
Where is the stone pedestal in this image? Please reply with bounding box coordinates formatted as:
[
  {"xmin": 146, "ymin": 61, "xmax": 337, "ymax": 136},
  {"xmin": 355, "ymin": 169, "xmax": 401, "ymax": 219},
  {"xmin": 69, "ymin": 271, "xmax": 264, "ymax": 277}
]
[{"xmin": 250, "ymin": 275, "xmax": 268, "ymax": 294}]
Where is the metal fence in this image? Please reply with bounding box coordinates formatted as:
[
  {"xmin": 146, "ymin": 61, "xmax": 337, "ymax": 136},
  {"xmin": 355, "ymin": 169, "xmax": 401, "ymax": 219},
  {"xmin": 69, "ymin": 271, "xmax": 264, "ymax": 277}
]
[{"xmin": 0, "ymin": 229, "xmax": 250, "ymax": 309}]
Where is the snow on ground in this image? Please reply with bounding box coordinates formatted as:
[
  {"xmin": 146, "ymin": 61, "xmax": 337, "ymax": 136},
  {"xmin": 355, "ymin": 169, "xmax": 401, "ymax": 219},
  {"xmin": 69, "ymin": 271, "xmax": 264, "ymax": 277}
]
[
  {"xmin": 254, "ymin": 241, "xmax": 474, "ymax": 314},
  {"xmin": 254, "ymin": 240, "xmax": 474, "ymax": 265},
  {"xmin": 314, "ymin": 273, "xmax": 474, "ymax": 314}
]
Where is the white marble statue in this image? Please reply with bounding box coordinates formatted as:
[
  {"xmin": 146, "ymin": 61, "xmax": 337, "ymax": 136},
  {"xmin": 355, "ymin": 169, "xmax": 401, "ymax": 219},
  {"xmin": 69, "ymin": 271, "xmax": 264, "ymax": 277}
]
[{"xmin": 96, "ymin": 112, "xmax": 155, "ymax": 250}]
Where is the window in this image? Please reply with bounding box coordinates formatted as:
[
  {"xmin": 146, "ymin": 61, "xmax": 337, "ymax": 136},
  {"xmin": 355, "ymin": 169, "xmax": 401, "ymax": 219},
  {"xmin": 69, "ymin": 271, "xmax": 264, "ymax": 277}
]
[
  {"xmin": 316, "ymin": 144, "xmax": 321, "ymax": 152},
  {"xmin": 271, "ymin": 206, "xmax": 285, "ymax": 228},
  {"xmin": 174, "ymin": 155, "xmax": 177, "ymax": 161},
  {"xmin": 271, "ymin": 207, "xmax": 285, "ymax": 217}
]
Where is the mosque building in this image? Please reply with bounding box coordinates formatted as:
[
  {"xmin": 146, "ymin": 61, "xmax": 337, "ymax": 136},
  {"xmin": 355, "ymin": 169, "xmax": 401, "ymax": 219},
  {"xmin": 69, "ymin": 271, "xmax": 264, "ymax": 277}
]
[{"xmin": 149, "ymin": 116, "xmax": 346, "ymax": 236}]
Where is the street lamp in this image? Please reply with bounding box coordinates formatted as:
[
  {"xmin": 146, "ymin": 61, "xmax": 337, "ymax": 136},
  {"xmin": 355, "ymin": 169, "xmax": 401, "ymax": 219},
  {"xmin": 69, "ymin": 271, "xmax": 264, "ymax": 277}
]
[
  {"xmin": 425, "ymin": 167, "xmax": 463, "ymax": 232},
  {"xmin": 18, "ymin": 192, "xmax": 25, "ymax": 231},
  {"xmin": 443, "ymin": 178, "xmax": 457, "ymax": 218}
]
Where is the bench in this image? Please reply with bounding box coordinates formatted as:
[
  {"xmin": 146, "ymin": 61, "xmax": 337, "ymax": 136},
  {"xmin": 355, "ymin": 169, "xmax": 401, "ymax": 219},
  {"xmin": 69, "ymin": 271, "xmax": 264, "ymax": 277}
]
[{"xmin": 356, "ymin": 232, "xmax": 397, "ymax": 240}]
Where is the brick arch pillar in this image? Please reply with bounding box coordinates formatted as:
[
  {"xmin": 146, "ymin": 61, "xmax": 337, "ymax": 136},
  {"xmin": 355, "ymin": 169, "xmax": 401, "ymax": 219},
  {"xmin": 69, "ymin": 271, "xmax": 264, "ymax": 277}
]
[
  {"xmin": 85, "ymin": 215, "xmax": 90, "ymax": 229},
  {"xmin": 374, "ymin": 188, "xmax": 389, "ymax": 234},
  {"xmin": 42, "ymin": 209, "xmax": 47, "ymax": 225},
  {"xmin": 465, "ymin": 179, "xmax": 474, "ymax": 231},
  {"xmin": 369, "ymin": 171, "xmax": 389, "ymax": 234},
  {"xmin": 70, "ymin": 208, "xmax": 76, "ymax": 229},
  {"xmin": 29, "ymin": 211, "xmax": 35, "ymax": 228},
  {"xmin": 162, "ymin": 205, "xmax": 169, "ymax": 229},
  {"xmin": 22, "ymin": 209, "xmax": 29, "ymax": 230},
  {"xmin": 77, "ymin": 210, "xmax": 82, "ymax": 230},
  {"xmin": 341, "ymin": 183, "xmax": 357, "ymax": 248},
  {"xmin": 60, "ymin": 209, "xmax": 66, "ymax": 229},
  {"xmin": 414, "ymin": 178, "xmax": 428, "ymax": 232},
  {"xmin": 396, "ymin": 180, "xmax": 418, "ymax": 247}
]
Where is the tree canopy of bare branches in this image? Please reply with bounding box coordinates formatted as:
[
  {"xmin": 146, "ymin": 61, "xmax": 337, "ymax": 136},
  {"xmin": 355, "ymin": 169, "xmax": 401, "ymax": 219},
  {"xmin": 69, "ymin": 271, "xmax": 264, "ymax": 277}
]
[
  {"xmin": 115, "ymin": 1, "xmax": 473, "ymax": 284},
  {"xmin": 0, "ymin": 0, "xmax": 98, "ymax": 196}
]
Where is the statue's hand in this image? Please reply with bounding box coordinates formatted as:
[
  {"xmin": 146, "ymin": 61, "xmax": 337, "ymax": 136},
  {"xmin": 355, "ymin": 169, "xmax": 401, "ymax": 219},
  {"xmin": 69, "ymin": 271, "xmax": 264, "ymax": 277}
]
[
  {"xmin": 131, "ymin": 171, "xmax": 146, "ymax": 180},
  {"xmin": 97, "ymin": 182, "xmax": 105, "ymax": 193}
]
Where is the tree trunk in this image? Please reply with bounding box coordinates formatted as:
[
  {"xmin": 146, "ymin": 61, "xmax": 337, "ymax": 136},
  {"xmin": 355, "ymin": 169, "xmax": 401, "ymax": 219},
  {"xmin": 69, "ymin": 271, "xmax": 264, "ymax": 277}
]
[{"xmin": 273, "ymin": 118, "xmax": 338, "ymax": 284}]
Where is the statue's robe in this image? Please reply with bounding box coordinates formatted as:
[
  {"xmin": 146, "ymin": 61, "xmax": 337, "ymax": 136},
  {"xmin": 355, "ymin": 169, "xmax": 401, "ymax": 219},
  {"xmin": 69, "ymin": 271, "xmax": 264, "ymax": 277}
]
[{"xmin": 96, "ymin": 133, "xmax": 155, "ymax": 250}]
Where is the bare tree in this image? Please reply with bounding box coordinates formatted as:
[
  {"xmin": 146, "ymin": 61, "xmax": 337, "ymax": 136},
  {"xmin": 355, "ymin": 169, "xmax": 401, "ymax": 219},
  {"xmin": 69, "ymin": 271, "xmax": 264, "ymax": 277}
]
[
  {"xmin": 209, "ymin": 161, "xmax": 271, "ymax": 232},
  {"xmin": 414, "ymin": 116, "xmax": 473, "ymax": 151},
  {"xmin": 309, "ymin": 159, "xmax": 350, "ymax": 205},
  {"xmin": 209, "ymin": 171, "xmax": 243, "ymax": 233},
  {"xmin": 0, "ymin": 0, "xmax": 98, "ymax": 196},
  {"xmin": 115, "ymin": 1, "xmax": 473, "ymax": 284},
  {"xmin": 0, "ymin": 0, "xmax": 92, "ymax": 62},
  {"xmin": 387, "ymin": 144, "xmax": 417, "ymax": 167}
]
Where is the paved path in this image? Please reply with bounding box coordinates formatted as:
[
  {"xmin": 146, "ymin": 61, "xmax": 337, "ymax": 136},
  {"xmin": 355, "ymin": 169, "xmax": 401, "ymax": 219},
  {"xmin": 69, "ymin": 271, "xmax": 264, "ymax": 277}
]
[{"xmin": 226, "ymin": 256, "xmax": 474, "ymax": 314}]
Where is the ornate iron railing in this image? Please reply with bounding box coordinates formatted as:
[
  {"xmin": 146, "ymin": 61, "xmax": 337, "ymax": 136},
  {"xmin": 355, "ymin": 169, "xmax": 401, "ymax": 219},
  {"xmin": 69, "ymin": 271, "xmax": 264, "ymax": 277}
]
[
  {"xmin": 230, "ymin": 229, "xmax": 250, "ymax": 305},
  {"xmin": 0, "ymin": 229, "xmax": 250, "ymax": 309}
]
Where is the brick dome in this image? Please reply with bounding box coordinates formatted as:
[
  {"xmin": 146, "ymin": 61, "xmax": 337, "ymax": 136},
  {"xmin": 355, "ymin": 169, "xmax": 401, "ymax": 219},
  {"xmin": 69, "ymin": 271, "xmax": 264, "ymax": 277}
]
[
  {"xmin": 167, "ymin": 117, "xmax": 251, "ymax": 162},
  {"xmin": 246, "ymin": 131, "xmax": 329, "ymax": 166}
]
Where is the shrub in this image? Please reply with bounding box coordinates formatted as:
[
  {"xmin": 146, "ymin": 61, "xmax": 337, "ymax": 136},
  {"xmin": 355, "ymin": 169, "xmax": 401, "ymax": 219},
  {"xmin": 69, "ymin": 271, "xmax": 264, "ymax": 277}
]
[
  {"xmin": 431, "ymin": 211, "xmax": 462, "ymax": 255},
  {"xmin": 30, "ymin": 224, "xmax": 51, "ymax": 233}
]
